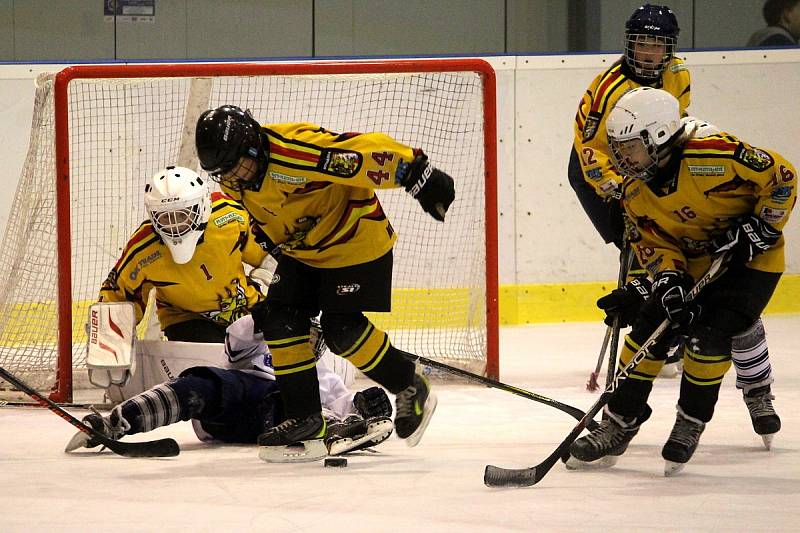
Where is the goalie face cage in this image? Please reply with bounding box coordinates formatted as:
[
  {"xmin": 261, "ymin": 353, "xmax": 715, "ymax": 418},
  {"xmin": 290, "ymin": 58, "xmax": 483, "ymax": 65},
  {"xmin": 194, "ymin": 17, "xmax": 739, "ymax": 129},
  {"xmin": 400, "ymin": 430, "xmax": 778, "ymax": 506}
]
[{"xmin": 0, "ymin": 59, "xmax": 498, "ymax": 403}]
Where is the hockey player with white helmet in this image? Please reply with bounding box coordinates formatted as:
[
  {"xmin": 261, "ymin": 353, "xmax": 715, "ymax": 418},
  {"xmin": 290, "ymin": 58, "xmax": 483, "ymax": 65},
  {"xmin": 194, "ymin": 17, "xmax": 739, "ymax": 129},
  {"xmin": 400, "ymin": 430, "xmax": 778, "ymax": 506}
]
[
  {"xmin": 99, "ymin": 166, "xmax": 269, "ymax": 342},
  {"xmin": 568, "ymin": 87, "xmax": 796, "ymax": 475}
]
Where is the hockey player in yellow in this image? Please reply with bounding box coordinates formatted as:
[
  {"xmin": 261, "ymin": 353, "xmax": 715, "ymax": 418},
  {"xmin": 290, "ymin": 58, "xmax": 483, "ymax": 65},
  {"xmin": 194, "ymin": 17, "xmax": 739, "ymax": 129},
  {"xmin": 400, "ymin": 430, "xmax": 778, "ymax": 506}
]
[
  {"xmin": 570, "ymin": 4, "xmax": 689, "ymax": 249},
  {"xmin": 99, "ymin": 166, "xmax": 267, "ymax": 343},
  {"xmin": 195, "ymin": 106, "xmax": 454, "ymax": 461},
  {"xmin": 568, "ymin": 87, "xmax": 796, "ymax": 475}
]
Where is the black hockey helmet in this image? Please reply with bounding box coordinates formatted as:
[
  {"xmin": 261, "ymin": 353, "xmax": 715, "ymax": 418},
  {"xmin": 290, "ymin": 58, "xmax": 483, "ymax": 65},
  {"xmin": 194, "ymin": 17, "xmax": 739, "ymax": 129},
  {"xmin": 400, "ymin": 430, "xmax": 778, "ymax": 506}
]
[
  {"xmin": 624, "ymin": 4, "xmax": 680, "ymax": 81},
  {"xmin": 195, "ymin": 105, "xmax": 268, "ymax": 191}
]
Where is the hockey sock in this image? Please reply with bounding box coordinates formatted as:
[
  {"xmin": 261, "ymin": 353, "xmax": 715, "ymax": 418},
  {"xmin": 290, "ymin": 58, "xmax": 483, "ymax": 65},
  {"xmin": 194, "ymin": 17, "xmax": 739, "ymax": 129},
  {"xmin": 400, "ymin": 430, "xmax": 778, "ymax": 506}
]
[
  {"xmin": 731, "ymin": 318, "xmax": 773, "ymax": 391},
  {"xmin": 679, "ymin": 326, "xmax": 732, "ymax": 422}
]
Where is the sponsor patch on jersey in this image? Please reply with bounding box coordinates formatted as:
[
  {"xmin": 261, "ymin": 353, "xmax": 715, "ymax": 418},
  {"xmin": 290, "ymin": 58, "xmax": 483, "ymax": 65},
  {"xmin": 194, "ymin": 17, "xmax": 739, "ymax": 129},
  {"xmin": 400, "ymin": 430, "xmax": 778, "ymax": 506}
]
[
  {"xmin": 599, "ymin": 180, "xmax": 619, "ymax": 197},
  {"xmin": 336, "ymin": 283, "xmax": 361, "ymax": 295},
  {"xmin": 269, "ymin": 171, "xmax": 307, "ymax": 185},
  {"xmin": 624, "ymin": 185, "xmax": 641, "ymax": 202},
  {"xmin": 669, "ymin": 63, "xmax": 687, "ymax": 73},
  {"xmin": 129, "ymin": 250, "xmax": 162, "ymax": 281},
  {"xmin": 770, "ymin": 186, "xmax": 793, "ymax": 204},
  {"xmin": 101, "ymin": 270, "xmax": 120, "ymax": 291},
  {"xmin": 760, "ymin": 206, "xmax": 787, "ymax": 225},
  {"xmin": 586, "ymin": 168, "xmax": 602, "ymax": 181},
  {"xmin": 688, "ymin": 164, "xmax": 725, "ymax": 176},
  {"xmin": 582, "ymin": 115, "xmax": 600, "ymax": 142},
  {"xmin": 322, "ymin": 150, "xmax": 362, "ymax": 177},
  {"xmin": 213, "ymin": 211, "xmax": 245, "ymax": 227},
  {"xmin": 735, "ymin": 146, "xmax": 774, "ymax": 171}
]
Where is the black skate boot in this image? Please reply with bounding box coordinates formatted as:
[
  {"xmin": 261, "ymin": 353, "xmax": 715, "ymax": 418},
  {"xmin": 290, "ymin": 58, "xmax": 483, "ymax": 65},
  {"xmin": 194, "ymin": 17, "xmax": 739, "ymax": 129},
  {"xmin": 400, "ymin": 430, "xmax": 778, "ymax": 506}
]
[
  {"xmin": 325, "ymin": 414, "xmax": 394, "ymax": 455},
  {"xmin": 394, "ymin": 372, "xmax": 437, "ymax": 447},
  {"xmin": 566, "ymin": 406, "xmax": 651, "ymax": 469},
  {"xmin": 64, "ymin": 407, "xmax": 130, "ymax": 452},
  {"xmin": 744, "ymin": 385, "xmax": 781, "ymax": 449},
  {"xmin": 257, "ymin": 412, "xmax": 327, "ymax": 463},
  {"xmin": 662, "ymin": 406, "xmax": 706, "ymax": 476}
]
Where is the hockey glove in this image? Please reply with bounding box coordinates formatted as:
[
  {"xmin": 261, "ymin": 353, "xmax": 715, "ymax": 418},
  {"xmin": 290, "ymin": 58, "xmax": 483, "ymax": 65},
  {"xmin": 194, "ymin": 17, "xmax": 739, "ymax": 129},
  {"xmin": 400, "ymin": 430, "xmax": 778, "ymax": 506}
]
[
  {"xmin": 353, "ymin": 386, "xmax": 393, "ymax": 419},
  {"xmin": 399, "ymin": 152, "xmax": 455, "ymax": 222},
  {"xmin": 597, "ymin": 277, "xmax": 651, "ymax": 328},
  {"xmin": 651, "ymin": 270, "xmax": 700, "ymax": 328},
  {"xmin": 711, "ymin": 214, "xmax": 781, "ymax": 265}
]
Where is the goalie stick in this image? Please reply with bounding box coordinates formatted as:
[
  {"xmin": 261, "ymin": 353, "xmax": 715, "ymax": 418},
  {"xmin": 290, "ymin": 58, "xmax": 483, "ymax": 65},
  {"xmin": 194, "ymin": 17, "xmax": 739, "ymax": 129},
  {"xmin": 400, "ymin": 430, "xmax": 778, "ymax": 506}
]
[
  {"xmin": 484, "ymin": 254, "xmax": 727, "ymax": 488},
  {"xmin": 398, "ymin": 350, "xmax": 599, "ymax": 431},
  {"xmin": 0, "ymin": 365, "xmax": 180, "ymax": 458}
]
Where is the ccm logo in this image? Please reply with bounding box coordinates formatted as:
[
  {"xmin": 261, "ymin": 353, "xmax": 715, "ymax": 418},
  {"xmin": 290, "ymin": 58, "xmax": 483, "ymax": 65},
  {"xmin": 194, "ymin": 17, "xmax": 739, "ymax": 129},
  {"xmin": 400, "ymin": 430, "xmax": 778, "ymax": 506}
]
[{"xmin": 89, "ymin": 310, "xmax": 99, "ymax": 345}]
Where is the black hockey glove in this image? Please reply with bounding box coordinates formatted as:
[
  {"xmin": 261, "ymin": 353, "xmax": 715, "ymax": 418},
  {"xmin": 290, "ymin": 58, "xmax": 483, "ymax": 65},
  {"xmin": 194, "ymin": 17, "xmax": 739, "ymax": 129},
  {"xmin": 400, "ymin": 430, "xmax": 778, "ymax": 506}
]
[
  {"xmin": 651, "ymin": 270, "xmax": 700, "ymax": 328},
  {"xmin": 353, "ymin": 386, "xmax": 393, "ymax": 419},
  {"xmin": 596, "ymin": 277, "xmax": 652, "ymax": 328},
  {"xmin": 711, "ymin": 214, "xmax": 781, "ymax": 265},
  {"xmin": 399, "ymin": 152, "xmax": 455, "ymax": 222}
]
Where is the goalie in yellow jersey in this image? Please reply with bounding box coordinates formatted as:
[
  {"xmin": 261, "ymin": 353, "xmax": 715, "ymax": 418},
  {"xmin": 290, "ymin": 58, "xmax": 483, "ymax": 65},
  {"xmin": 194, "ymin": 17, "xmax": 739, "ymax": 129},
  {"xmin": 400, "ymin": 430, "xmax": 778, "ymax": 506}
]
[
  {"xmin": 99, "ymin": 166, "xmax": 268, "ymax": 343},
  {"xmin": 568, "ymin": 87, "xmax": 796, "ymax": 476},
  {"xmin": 195, "ymin": 105, "xmax": 454, "ymax": 461}
]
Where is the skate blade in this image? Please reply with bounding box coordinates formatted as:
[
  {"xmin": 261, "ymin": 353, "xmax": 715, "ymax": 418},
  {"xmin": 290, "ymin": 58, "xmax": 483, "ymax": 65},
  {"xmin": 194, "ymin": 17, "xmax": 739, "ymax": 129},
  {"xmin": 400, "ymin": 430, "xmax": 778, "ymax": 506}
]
[
  {"xmin": 258, "ymin": 439, "xmax": 327, "ymax": 463},
  {"xmin": 404, "ymin": 392, "xmax": 438, "ymax": 448},
  {"xmin": 564, "ymin": 454, "xmax": 619, "ymax": 470},
  {"xmin": 328, "ymin": 419, "xmax": 394, "ymax": 455},
  {"xmin": 761, "ymin": 433, "xmax": 776, "ymax": 450},
  {"xmin": 664, "ymin": 460, "xmax": 686, "ymax": 477}
]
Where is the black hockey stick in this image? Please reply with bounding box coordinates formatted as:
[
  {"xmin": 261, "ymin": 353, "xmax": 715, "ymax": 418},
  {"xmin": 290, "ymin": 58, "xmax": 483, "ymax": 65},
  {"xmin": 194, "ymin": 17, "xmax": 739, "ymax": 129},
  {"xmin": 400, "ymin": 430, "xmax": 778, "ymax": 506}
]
[
  {"xmin": 603, "ymin": 245, "xmax": 635, "ymax": 388},
  {"xmin": 484, "ymin": 254, "xmax": 727, "ymax": 487},
  {"xmin": 0, "ymin": 366, "xmax": 180, "ymax": 458},
  {"xmin": 399, "ymin": 350, "xmax": 599, "ymax": 431}
]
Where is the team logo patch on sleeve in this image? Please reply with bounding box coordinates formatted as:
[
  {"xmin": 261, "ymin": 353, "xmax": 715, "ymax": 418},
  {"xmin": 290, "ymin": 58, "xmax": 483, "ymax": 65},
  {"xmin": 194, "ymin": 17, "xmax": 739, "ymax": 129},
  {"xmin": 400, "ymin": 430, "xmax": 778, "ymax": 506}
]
[
  {"xmin": 582, "ymin": 115, "xmax": 600, "ymax": 142},
  {"xmin": 322, "ymin": 150, "xmax": 362, "ymax": 177},
  {"xmin": 760, "ymin": 205, "xmax": 787, "ymax": 225},
  {"xmin": 770, "ymin": 186, "xmax": 793, "ymax": 204},
  {"xmin": 735, "ymin": 146, "xmax": 774, "ymax": 171}
]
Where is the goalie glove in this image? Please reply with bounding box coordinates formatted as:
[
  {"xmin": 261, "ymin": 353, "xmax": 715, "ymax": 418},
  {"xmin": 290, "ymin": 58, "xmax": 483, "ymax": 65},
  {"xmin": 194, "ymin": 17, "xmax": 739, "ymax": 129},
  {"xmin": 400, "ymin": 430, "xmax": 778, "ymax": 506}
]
[
  {"xmin": 711, "ymin": 214, "xmax": 781, "ymax": 265},
  {"xmin": 398, "ymin": 152, "xmax": 455, "ymax": 222},
  {"xmin": 353, "ymin": 386, "xmax": 393, "ymax": 419}
]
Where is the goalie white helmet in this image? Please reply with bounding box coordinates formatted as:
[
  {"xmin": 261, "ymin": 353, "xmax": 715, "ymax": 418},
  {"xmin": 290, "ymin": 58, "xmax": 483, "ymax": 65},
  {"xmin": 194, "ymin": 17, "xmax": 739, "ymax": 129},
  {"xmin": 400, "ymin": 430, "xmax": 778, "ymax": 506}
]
[
  {"xmin": 144, "ymin": 166, "xmax": 211, "ymax": 264},
  {"xmin": 606, "ymin": 87, "xmax": 683, "ymax": 182}
]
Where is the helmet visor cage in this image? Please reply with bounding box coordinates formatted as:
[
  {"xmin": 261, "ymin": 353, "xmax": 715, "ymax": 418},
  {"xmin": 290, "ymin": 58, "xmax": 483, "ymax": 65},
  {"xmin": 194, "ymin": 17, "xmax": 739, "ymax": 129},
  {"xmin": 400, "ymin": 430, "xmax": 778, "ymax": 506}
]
[
  {"xmin": 625, "ymin": 34, "xmax": 675, "ymax": 79},
  {"xmin": 610, "ymin": 134, "xmax": 659, "ymax": 181},
  {"xmin": 150, "ymin": 204, "xmax": 203, "ymax": 241}
]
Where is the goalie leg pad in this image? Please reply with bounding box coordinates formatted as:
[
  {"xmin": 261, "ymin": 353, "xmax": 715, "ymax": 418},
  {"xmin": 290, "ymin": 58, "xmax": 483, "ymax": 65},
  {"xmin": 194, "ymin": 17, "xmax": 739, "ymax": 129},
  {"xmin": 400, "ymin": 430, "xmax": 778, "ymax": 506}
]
[{"xmin": 321, "ymin": 312, "xmax": 414, "ymax": 394}]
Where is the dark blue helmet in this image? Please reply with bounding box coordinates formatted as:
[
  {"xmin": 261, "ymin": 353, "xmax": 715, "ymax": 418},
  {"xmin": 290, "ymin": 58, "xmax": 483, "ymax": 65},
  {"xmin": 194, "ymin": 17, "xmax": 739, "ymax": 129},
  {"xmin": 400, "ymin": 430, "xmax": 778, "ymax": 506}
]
[{"xmin": 624, "ymin": 4, "xmax": 680, "ymax": 81}]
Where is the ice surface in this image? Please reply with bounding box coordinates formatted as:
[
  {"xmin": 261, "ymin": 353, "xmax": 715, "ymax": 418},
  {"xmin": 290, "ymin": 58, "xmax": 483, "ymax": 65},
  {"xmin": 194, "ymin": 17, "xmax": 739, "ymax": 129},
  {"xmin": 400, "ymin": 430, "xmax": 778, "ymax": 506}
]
[{"xmin": 2, "ymin": 316, "xmax": 799, "ymax": 532}]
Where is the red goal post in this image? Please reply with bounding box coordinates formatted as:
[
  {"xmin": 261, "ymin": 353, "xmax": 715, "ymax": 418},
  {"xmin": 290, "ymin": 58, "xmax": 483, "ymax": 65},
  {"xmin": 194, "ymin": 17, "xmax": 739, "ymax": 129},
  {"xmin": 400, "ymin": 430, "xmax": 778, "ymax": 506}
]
[{"xmin": 0, "ymin": 59, "xmax": 498, "ymax": 403}]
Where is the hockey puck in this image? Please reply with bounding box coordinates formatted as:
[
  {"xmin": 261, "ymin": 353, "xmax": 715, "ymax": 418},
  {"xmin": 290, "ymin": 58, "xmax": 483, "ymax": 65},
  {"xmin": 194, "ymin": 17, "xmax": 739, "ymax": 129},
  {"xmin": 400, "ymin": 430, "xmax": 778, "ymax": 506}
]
[{"xmin": 324, "ymin": 457, "xmax": 348, "ymax": 468}]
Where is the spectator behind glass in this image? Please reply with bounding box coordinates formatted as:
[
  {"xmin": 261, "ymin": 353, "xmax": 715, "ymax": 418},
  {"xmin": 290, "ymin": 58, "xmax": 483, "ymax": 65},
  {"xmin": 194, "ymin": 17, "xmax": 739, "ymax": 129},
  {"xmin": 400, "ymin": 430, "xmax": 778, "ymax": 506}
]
[{"xmin": 747, "ymin": 0, "xmax": 800, "ymax": 46}]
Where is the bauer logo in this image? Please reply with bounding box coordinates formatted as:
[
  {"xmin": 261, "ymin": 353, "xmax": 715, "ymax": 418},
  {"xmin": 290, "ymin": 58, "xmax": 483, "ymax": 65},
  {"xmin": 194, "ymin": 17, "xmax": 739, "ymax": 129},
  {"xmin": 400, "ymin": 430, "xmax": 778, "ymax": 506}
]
[
  {"xmin": 223, "ymin": 116, "xmax": 233, "ymax": 141},
  {"xmin": 90, "ymin": 309, "xmax": 99, "ymax": 345},
  {"xmin": 336, "ymin": 283, "xmax": 361, "ymax": 295}
]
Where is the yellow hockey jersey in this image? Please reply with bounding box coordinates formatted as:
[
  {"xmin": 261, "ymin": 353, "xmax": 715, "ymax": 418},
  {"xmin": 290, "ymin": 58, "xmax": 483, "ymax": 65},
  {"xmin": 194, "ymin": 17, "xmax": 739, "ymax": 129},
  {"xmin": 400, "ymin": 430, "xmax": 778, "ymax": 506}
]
[
  {"xmin": 222, "ymin": 123, "xmax": 417, "ymax": 269},
  {"xmin": 99, "ymin": 193, "xmax": 267, "ymax": 329},
  {"xmin": 574, "ymin": 58, "xmax": 691, "ymax": 197},
  {"xmin": 622, "ymin": 134, "xmax": 797, "ymax": 280}
]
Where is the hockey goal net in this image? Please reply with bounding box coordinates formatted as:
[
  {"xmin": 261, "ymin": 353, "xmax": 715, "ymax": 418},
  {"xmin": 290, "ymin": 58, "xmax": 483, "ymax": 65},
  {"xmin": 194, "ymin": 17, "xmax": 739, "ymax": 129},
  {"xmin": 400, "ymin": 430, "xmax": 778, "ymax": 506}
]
[{"xmin": 0, "ymin": 59, "xmax": 498, "ymax": 403}]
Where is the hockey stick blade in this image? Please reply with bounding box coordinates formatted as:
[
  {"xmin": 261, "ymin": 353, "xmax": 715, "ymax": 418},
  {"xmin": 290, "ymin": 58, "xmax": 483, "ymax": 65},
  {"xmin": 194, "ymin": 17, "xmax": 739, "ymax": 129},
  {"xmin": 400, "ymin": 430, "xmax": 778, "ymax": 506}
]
[
  {"xmin": 399, "ymin": 351, "xmax": 599, "ymax": 431},
  {"xmin": 484, "ymin": 254, "xmax": 728, "ymax": 488},
  {"xmin": 0, "ymin": 365, "xmax": 179, "ymax": 458}
]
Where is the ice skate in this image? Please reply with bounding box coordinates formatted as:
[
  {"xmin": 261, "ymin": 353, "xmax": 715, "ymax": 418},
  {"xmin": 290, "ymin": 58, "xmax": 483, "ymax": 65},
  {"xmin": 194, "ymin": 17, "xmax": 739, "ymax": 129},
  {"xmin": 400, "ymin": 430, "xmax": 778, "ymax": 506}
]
[
  {"xmin": 743, "ymin": 385, "xmax": 781, "ymax": 450},
  {"xmin": 394, "ymin": 372, "xmax": 437, "ymax": 447},
  {"xmin": 662, "ymin": 406, "xmax": 706, "ymax": 476},
  {"xmin": 566, "ymin": 406, "xmax": 650, "ymax": 470},
  {"xmin": 65, "ymin": 407, "xmax": 130, "ymax": 452},
  {"xmin": 325, "ymin": 414, "xmax": 393, "ymax": 455},
  {"xmin": 258, "ymin": 412, "xmax": 327, "ymax": 463}
]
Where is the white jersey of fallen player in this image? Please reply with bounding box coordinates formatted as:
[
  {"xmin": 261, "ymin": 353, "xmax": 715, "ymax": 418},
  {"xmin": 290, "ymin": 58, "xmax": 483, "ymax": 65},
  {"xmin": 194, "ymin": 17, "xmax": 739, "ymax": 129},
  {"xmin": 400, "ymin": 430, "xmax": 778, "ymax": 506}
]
[{"xmin": 222, "ymin": 315, "xmax": 357, "ymax": 420}]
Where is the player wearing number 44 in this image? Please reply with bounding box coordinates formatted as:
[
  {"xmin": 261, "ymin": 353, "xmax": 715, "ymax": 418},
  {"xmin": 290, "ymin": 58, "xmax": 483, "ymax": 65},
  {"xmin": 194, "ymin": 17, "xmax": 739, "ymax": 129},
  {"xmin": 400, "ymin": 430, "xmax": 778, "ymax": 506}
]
[
  {"xmin": 194, "ymin": 106, "xmax": 454, "ymax": 461},
  {"xmin": 98, "ymin": 166, "xmax": 271, "ymax": 343},
  {"xmin": 568, "ymin": 87, "xmax": 797, "ymax": 476}
]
